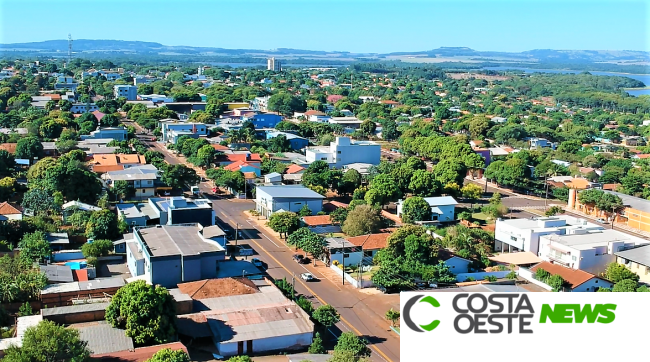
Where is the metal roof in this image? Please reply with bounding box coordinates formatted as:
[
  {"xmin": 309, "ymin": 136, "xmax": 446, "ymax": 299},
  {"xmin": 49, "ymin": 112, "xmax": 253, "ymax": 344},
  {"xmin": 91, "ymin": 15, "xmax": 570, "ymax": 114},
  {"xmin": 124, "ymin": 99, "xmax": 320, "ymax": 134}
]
[
  {"xmin": 40, "ymin": 265, "xmax": 74, "ymax": 283},
  {"xmin": 202, "ymin": 225, "xmax": 226, "ymax": 238},
  {"xmin": 41, "ymin": 302, "xmax": 109, "ymax": 317},
  {"xmin": 78, "ymin": 277, "xmax": 125, "ymax": 291},
  {"xmin": 615, "ymin": 244, "xmax": 650, "ymax": 267},
  {"xmin": 256, "ymin": 185, "xmax": 325, "ymax": 199},
  {"xmin": 73, "ymin": 321, "xmax": 134, "ymax": 355}
]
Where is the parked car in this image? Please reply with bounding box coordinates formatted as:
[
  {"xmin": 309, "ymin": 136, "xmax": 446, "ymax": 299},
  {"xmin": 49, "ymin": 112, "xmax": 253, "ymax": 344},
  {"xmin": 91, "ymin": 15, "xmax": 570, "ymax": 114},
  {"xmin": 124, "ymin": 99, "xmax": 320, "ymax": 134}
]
[
  {"xmin": 251, "ymin": 258, "xmax": 263, "ymax": 268},
  {"xmin": 596, "ymin": 218, "xmax": 608, "ymax": 223},
  {"xmin": 238, "ymin": 245, "xmax": 254, "ymax": 256},
  {"xmin": 300, "ymin": 273, "xmax": 316, "ymax": 281},
  {"xmin": 292, "ymin": 254, "xmax": 309, "ymax": 264}
]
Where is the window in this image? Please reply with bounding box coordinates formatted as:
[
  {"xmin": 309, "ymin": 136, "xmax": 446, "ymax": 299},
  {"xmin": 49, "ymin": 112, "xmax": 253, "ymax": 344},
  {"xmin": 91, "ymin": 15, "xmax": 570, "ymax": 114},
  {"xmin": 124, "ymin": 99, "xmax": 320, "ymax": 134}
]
[
  {"xmin": 337, "ymin": 151, "xmax": 341, "ymax": 154},
  {"xmin": 646, "ymin": 267, "xmax": 649, "ymax": 275},
  {"xmin": 343, "ymin": 253, "xmax": 350, "ymax": 258},
  {"xmin": 572, "ymin": 256, "xmax": 577, "ymax": 261},
  {"xmin": 510, "ymin": 236, "xmax": 518, "ymax": 242}
]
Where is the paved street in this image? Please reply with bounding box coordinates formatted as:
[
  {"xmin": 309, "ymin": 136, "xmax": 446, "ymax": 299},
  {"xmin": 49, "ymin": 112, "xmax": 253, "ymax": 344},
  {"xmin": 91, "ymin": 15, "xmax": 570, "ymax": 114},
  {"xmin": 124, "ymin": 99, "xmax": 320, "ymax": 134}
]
[{"xmin": 127, "ymin": 120, "xmax": 400, "ymax": 362}]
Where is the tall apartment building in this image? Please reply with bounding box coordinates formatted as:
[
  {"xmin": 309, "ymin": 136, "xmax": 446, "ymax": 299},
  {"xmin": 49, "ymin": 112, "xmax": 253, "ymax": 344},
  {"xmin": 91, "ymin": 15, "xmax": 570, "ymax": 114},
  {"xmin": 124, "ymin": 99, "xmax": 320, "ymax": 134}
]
[
  {"xmin": 114, "ymin": 85, "xmax": 137, "ymax": 101},
  {"xmin": 267, "ymin": 57, "xmax": 281, "ymax": 71}
]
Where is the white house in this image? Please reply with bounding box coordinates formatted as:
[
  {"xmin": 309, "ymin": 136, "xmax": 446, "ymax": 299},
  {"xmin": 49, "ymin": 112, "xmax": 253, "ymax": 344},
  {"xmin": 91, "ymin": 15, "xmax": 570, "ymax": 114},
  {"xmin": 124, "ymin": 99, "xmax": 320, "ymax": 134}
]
[
  {"xmin": 525, "ymin": 261, "xmax": 613, "ymax": 292},
  {"xmin": 305, "ymin": 137, "xmax": 380, "ymax": 169},
  {"xmin": 396, "ymin": 196, "xmax": 458, "ymax": 223},
  {"xmin": 325, "ymin": 237, "xmax": 363, "ymax": 267},
  {"xmin": 70, "ymin": 103, "xmax": 99, "ymax": 114},
  {"xmin": 538, "ymin": 228, "xmax": 647, "ymax": 275},
  {"xmin": 102, "ymin": 164, "xmax": 160, "ymax": 199},
  {"xmin": 160, "ymin": 120, "xmax": 208, "ymax": 143},
  {"xmin": 494, "ymin": 216, "xmax": 604, "ymax": 255},
  {"xmin": 255, "ymin": 185, "xmax": 324, "ymax": 218},
  {"xmin": 491, "ymin": 116, "xmax": 507, "ymax": 123},
  {"xmin": 264, "ymin": 172, "xmax": 282, "ymax": 185}
]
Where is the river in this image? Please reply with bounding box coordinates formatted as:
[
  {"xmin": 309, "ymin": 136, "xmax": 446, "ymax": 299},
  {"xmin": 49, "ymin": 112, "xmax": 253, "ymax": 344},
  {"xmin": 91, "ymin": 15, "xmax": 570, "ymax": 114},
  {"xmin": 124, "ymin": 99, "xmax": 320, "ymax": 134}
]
[{"xmin": 484, "ymin": 66, "xmax": 650, "ymax": 97}]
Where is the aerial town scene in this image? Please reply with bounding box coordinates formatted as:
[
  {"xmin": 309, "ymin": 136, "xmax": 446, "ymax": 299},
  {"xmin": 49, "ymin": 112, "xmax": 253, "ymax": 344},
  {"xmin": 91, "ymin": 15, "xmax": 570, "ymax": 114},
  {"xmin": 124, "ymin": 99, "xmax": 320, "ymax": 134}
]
[{"xmin": 0, "ymin": 0, "xmax": 648, "ymax": 361}]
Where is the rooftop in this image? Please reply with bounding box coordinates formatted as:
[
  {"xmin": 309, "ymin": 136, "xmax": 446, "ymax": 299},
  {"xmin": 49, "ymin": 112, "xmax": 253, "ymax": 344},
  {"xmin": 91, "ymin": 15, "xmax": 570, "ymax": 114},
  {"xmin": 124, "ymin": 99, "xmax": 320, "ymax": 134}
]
[
  {"xmin": 604, "ymin": 190, "xmax": 650, "ymax": 214},
  {"xmin": 0, "ymin": 201, "xmax": 22, "ymax": 215},
  {"xmin": 91, "ymin": 342, "xmax": 188, "ymax": 362},
  {"xmin": 615, "ymin": 245, "xmax": 650, "ymax": 267},
  {"xmin": 41, "ymin": 302, "xmax": 109, "ymax": 317},
  {"xmin": 40, "ymin": 264, "xmax": 74, "ymax": 283},
  {"xmin": 301, "ymin": 215, "xmax": 332, "ymax": 226},
  {"xmin": 542, "ymin": 229, "xmax": 645, "ymax": 250},
  {"xmin": 497, "ymin": 215, "xmax": 601, "ymax": 231},
  {"xmin": 202, "ymin": 225, "xmax": 226, "ymax": 239},
  {"xmin": 324, "ymin": 237, "xmax": 356, "ymax": 249},
  {"xmin": 71, "ymin": 321, "xmax": 134, "ymax": 355},
  {"xmin": 105, "ymin": 164, "xmax": 159, "ymax": 181},
  {"xmin": 177, "ymin": 278, "xmax": 259, "ymax": 300},
  {"xmin": 256, "ymin": 185, "xmax": 325, "ymax": 199},
  {"xmin": 346, "ymin": 233, "xmax": 391, "ymax": 251},
  {"xmin": 488, "ymin": 252, "xmax": 542, "ymax": 265},
  {"xmin": 136, "ymin": 224, "xmax": 224, "ymax": 258},
  {"xmin": 530, "ymin": 261, "xmax": 599, "ymax": 289}
]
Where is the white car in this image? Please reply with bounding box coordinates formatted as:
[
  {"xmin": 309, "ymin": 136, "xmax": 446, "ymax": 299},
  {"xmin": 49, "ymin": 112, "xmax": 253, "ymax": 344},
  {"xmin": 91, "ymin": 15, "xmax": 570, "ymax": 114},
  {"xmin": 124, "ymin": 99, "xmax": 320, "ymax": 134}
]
[
  {"xmin": 300, "ymin": 273, "xmax": 316, "ymax": 281},
  {"xmin": 596, "ymin": 218, "xmax": 608, "ymax": 223}
]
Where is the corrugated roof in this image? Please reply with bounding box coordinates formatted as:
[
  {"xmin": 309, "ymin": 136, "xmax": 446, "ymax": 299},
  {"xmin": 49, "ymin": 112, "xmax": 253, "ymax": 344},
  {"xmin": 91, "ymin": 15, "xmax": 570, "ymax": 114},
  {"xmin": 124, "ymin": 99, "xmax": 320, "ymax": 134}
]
[
  {"xmin": 256, "ymin": 185, "xmax": 325, "ymax": 199},
  {"xmin": 40, "ymin": 265, "xmax": 74, "ymax": 283},
  {"xmin": 615, "ymin": 245, "xmax": 650, "ymax": 267},
  {"xmin": 347, "ymin": 233, "xmax": 390, "ymax": 251},
  {"xmin": 301, "ymin": 215, "xmax": 332, "ymax": 226},
  {"xmin": 72, "ymin": 321, "xmax": 134, "ymax": 355},
  {"xmin": 42, "ymin": 302, "xmax": 109, "ymax": 317},
  {"xmin": 530, "ymin": 261, "xmax": 597, "ymax": 289},
  {"xmin": 92, "ymin": 342, "xmax": 188, "ymax": 362},
  {"xmin": 137, "ymin": 225, "xmax": 224, "ymax": 257}
]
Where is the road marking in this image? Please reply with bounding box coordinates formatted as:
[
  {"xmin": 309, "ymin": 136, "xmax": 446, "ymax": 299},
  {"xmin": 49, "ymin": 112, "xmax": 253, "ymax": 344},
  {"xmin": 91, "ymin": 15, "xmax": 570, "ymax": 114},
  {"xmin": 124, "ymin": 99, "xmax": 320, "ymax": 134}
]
[{"xmin": 220, "ymin": 212, "xmax": 394, "ymax": 362}]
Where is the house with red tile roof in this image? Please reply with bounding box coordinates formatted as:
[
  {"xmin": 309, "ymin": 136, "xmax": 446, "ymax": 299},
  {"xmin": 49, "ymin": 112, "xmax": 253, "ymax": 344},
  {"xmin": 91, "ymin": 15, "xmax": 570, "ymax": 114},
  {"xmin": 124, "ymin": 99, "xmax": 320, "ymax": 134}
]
[
  {"xmin": 529, "ymin": 261, "xmax": 613, "ymax": 292},
  {"xmin": 285, "ymin": 164, "xmax": 306, "ymax": 174},
  {"xmin": 0, "ymin": 202, "xmax": 22, "ymax": 221},
  {"xmin": 218, "ymin": 153, "xmax": 262, "ymax": 167},
  {"xmin": 223, "ymin": 160, "xmax": 261, "ymax": 176},
  {"xmin": 346, "ymin": 233, "xmax": 391, "ymax": 258}
]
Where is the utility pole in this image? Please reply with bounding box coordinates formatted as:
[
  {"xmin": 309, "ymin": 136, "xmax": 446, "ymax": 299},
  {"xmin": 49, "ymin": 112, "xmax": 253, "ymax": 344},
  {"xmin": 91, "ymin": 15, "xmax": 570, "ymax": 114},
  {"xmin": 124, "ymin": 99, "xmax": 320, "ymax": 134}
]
[
  {"xmin": 234, "ymin": 223, "xmax": 239, "ymax": 247},
  {"xmin": 292, "ymin": 273, "xmax": 296, "ymax": 294},
  {"xmin": 342, "ymin": 247, "xmax": 345, "ymax": 286}
]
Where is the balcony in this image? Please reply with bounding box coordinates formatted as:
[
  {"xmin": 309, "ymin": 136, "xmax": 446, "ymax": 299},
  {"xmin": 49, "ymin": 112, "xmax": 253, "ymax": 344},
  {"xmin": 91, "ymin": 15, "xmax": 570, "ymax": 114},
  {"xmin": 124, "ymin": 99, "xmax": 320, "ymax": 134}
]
[{"xmin": 546, "ymin": 252, "xmax": 571, "ymax": 267}]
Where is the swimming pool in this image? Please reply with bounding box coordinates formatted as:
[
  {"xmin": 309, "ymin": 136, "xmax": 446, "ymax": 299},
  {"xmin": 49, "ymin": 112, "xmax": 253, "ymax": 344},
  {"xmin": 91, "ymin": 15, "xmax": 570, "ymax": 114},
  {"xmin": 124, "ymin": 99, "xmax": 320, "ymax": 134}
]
[{"xmin": 64, "ymin": 261, "xmax": 87, "ymax": 270}]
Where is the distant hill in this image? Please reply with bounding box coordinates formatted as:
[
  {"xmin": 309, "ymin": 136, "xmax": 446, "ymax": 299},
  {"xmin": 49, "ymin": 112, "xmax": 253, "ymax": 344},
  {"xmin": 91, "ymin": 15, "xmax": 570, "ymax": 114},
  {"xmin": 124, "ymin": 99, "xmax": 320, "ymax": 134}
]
[{"xmin": 1, "ymin": 39, "xmax": 648, "ymax": 65}]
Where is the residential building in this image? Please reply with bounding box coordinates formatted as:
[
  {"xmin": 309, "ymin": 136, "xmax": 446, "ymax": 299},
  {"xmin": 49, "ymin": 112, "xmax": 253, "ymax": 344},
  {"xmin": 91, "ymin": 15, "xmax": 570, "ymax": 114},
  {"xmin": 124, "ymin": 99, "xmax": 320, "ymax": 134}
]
[
  {"xmin": 264, "ymin": 172, "xmax": 282, "ymax": 185},
  {"xmin": 160, "ymin": 120, "xmax": 208, "ymax": 143},
  {"xmin": 615, "ymin": 245, "xmax": 650, "ymax": 284},
  {"xmin": 62, "ymin": 201, "xmax": 101, "ymax": 220},
  {"xmin": 138, "ymin": 94, "xmax": 173, "ymax": 103},
  {"xmin": 81, "ymin": 126, "xmax": 128, "ymax": 141},
  {"xmin": 267, "ymin": 57, "xmax": 281, "ymax": 71},
  {"xmin": 46, "ymin": 232, "xmax": 70, "ymax": 251},
  {"xmin": 494, "ymin": 216, "xmax": 604, "ymax": 255},
  {"xmin": 528, "ymin": 137, "xmax": 556, "ymax": 150},
  {"xmin": 567, "ymin": 189, "xmax": 650, "ymax": 234},
  {"xmin": 40, "ymin": 265, "xmax": 74, "ymax": 283},
  {"xmin": 223, "ymin": 160, "xmax": 261, "ymax": 177},
  {"xmin": 0, "ymin": 202, "xmax": 23, "ymax": 221},
  {"xmin": 102, "ymin": 164, "xmax": 159, "ymax": 198},
  {"xmin": 255, "ymin": 185, "xmax": 325, "ymax": 218},
  {"xmin": 538, "ymin": 229, "xmax": 647, "ymax": 275},
  {"xmin": 547, "ymin": 176, "xmax": 599, "ymax": 190},
  {"xmin": 396, "ymin": 196, "xmax": 458, "ymax": 223},
  {"xmin": 113, "ymin": 85, "xmax": 137, "ymax": 100},
  {"xmin": 174, "ymin": 278, "xmax": 313, "ymax": 357},
  {"xmin": 526, "ymin": 261, "xmax": 613, "ymax": 292},
  {"xmin": 304, "ymin": 110, "xmax": 330, "ymax": 123},
  {"xmin": 266, "ymin": 131, "xmax": 309, "ymax": 150},
  {"xmin": 301, "ymin": 215, "xmax": 341, "ymax": 234},
  {"xmin": 126, "ymin": 224, "xmax": 226, "ymax": 288},
  {"xmin": 91, "ymin": 153, "xmax": 146, "ymax": 173},
  {"xmin": 251, "ymin": 96, "xmax": 270, "ymax": 112},
  {"xmin": 305, "ymin": 137, "xmax": 380, "ymax": 169},
  {"xmin": 491, "ymin": 116, "xmax": 507, "ymax": 123},
  {"xmin": 249, "ymin": 113, "xmax": 282, "ymax": 128},
  {"xmin": 70, "ymin": 103, "xmax": 99, "ymax": 113},
  {"xmin": 54, "ymin": 76, "xmax": 78, "ymax": 91},
  {"xmin": 218, "ymin": 152, "xmax": 262, "ymax": 168},
  {"xmin": 328, "ymin": 117, "xmax": 364, "ymax": 133},
  {"xmin": 285, "ymin": 164, "xmax": 305, "ymax": 174},
  {"xmin": 325, "ymin": 237, "xmax": 363, "ymax": 267},
  {"xmin": 71, "ymin": 321, "xmax": 134, "ymax": 355},
  {"xmin": 346, "ymin": 233, "xmax": 390, "ymax": 259},
  {"xmin": 342, "ymin": 163, "xmax": 374, "ymax": 175},
  {"xmin": 117, "ymin": 197, "xmax": 215, "ymax": 228}
]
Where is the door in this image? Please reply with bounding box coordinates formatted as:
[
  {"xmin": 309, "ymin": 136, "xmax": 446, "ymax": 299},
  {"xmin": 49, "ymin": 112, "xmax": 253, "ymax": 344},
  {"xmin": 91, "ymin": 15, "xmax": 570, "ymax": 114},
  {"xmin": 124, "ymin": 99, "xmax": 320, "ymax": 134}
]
[
  {"xmin": 246, "ymin": 340, "xmax": 253, "ymax": 355},
  {"xmin": 237, "ymin": 341, "xmax": 244, "ymax": 355}
]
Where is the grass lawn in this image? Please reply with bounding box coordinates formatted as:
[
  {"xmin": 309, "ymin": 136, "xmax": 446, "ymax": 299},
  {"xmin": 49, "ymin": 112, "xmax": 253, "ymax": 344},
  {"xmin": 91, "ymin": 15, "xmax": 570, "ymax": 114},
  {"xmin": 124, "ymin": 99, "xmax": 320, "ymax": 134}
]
[{"xmin": 472, "ymin": 212, "xmax": 490, "ymax": 221}]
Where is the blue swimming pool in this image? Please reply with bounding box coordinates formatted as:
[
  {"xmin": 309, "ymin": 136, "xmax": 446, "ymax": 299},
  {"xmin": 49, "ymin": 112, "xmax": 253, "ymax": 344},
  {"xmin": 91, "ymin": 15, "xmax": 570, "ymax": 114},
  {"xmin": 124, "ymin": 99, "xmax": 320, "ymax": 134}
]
[{"xmin": 65, "ymin": 261, "xmax": 87, "ymax": 270}]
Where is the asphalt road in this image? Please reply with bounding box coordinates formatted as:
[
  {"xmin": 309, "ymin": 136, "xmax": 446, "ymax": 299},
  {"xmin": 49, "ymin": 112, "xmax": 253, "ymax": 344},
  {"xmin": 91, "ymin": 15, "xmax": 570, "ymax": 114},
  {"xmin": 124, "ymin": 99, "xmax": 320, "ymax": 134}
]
[{"xmin": 126, "ymin": 119, "xmax": 401, "ymax": 362}]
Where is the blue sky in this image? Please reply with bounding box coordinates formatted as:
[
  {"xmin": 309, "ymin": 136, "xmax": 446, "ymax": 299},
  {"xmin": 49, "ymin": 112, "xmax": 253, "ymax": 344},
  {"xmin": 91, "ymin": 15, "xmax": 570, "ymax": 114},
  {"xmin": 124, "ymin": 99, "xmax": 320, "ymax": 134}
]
[{"xmin": 1, "ymin": 0, "xmax": 648, "ymax": 53}]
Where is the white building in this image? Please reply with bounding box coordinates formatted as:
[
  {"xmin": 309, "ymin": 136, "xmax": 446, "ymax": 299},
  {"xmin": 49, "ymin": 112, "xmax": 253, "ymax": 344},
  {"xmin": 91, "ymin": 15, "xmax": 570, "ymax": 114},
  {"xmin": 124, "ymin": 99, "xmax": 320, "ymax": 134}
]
[
  {"xmin": 325, "ymin": 237, "xmax": 363, "ymax": 267},
  {"xmin": 138, "ymin": 94, "xmax": 173, "ymax": 103},
  {"xmin": 305, "ymin": 137, "xmax": 380, "ymax": 169},
  {"xmin": 396, "ymin": 196, "xmax": 458, "ymax": 223},
  {"xmin": 267, "ymin": 57, "xmax": 281, "ymax": 71},
  {"xmin": 538, "ymin": 229, "xmax": 647, "ymax": 275},
  {"xmin": 494, "ymin": 216, "xmax": 604, "ymax": 255},
  {"xmin": 114, "ymin": 85, "xmax": 137, "ymax": 101},
  {"xmin": 252, "ymin": 96, "xmax": 270, "ymax": 112},
  {"xmin": 70, "ymin": 103, "xmax": 99, "ymax": 114}
]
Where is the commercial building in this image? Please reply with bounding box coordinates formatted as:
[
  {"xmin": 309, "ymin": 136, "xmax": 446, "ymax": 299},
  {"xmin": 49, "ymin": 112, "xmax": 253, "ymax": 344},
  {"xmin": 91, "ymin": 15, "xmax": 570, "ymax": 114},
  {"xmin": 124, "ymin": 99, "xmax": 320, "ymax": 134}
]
[
  {"xmin": 255, "ymin": 185, "xmax": 324, "ymax": 218},
  {"xmin": 267, "ymin": 57, "xmax": 281, "ymax": 71},
  {"xmin": 494, "ymin": 215, "xmax": 604, "ymax": 255},
  {"xmin": 305, "ymin": 137, "xmax": 380, "ymax": 169},
  {"xmin": 396, "ymin": 196, "xmax": 458, "ymax": 223},
  {"xmin": 117, "ymin": 197, "xmax": 215, "ymax": 227},
  {"xmin": 126, "ymin": 224, "xmax": 226, "ymax": 288},
  {"xmin": 567, "ymin": 188, "xmax": 650, "ymax": 234},
  {"xmin": 113, "ymin": 85, "xmax": 137, "ymax": 100},
  {"xmin": 160, "ymin": 120, "xmax": 208, "ymax": 143},
  {"xmin": 70, "ymin": 103, "xmax": 99, "ymax": 113},
  {"xmin": 538, "ymin": 229, "xmax": 647, "ymax": 275},
  {"xmin": 615, "ymin": 245, "xmax": 650, "ymax": 284}
]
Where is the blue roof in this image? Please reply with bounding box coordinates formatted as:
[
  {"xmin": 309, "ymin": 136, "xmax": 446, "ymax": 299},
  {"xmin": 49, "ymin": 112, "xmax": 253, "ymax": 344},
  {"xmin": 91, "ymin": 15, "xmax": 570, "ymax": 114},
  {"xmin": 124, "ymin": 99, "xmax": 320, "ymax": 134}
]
[{"xmin": 256, "ymin": 185, "xmax": 325, "ymax": 199}]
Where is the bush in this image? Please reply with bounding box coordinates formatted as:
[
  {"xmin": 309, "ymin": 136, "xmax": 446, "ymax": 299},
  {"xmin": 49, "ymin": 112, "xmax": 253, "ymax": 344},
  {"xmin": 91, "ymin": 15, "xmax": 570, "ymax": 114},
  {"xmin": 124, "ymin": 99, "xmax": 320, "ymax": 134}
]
[
  {"xmin": 506, "ymin": 271, "xmax": 518, "ymax": 280},
  {"xmin": 81, "ymin": 239, "xmax": 113, "ymax": 258}
]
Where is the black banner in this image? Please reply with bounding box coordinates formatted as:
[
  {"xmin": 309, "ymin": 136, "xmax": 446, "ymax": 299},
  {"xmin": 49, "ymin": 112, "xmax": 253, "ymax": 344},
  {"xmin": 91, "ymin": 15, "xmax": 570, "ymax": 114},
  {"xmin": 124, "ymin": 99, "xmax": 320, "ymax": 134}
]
[{"xmin": 400, "ymin": 292, "xmax": 650, "ymax": 347}]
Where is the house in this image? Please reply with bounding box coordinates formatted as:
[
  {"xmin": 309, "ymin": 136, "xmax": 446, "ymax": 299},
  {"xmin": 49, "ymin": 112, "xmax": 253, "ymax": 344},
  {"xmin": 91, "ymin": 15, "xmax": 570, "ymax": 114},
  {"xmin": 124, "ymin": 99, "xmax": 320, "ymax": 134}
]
[
  {"xmin": 160, "ymin": 120, "xmax": 208, "ymax": 143},
  {"xmin": 494, "ymin": 216, "xmax": 604, "ymax": 254},
  {"xmin": 305, "ymin": 137, "xmax": 380, "ymax": 169},
  {"xmin": 41, "ymin": 142, "xmax": 59, "ymax": 157},
  {"xmin": 527, "ymin": 261, "xmax": 613, "ymax": 292},
  {"xmin": 102, "ymin": 164, "xmax": 159, "ymax": 198},
  {"xmin": 266, "ymin": 131, "xmax": 309, "ymax": 150},
  {"xmin": 126, "ymin": 224, "xmax": 226, "ymax": 288},
  {"xmin": 328, "ymin": 117, "xmax": 364, "ymax": 133},
  {"xmin": 249, "ymin": 113, "xmax": 282, "ymax": 128},
  {"xmin": 40, "ymin": 265, "xmax": 74, "ymax": 283},
  {"xmin": 396, "ymin": 196, "xmax": 458, "ymax": 223},
  {"xmin": 285, "ymin": 164, "xmax": 305, "ymax": 174},
  {"xmin": 0, "ymin": 202, "xmax": 23, "ymax": 221},
  {"xmin": 537, "ymin": 228, "xmax": 647, "ymax": 275},
  {"xmin": 264, "ymin": 172, "xmax": 282, "ymax": 185},
  {"xmin": 71, "ymin": 321, "xmax": 134, "ymax": 356},
  {"xmin": 304, "ymin": 110, "xmax": 330, "ymax": 123},
  {"xmin": 217, "ymin": 152, "xmax": 262, "ymax": 168},
  {"xmin": 70, "ymin": 103, "xmax": 99, "ymax": 114},
  {"xmin": 114, "ymin": 85, "xmax": 137, "ymax": 101},
  {"xmin": 301, "ymin": 215, "xmax": 341, "ymax": 234},
  {"xmin": 0, "ymin": 143, "xmax": 17, "ymax": 154},
  {"xmin": 528, "ymin": 137, "xmax": 556, "ymax": 150},
  {"xmin": 223, "ymin": 160, "xmax": 261, "ymax": 177},
  {"xmin": 615, "ymin": 245, "xmax": 650, "ymax": 284},
  {"xmin": 80, "ymin": 127, "xmax": 128, "ymax": 141},
  {"xmin": 491, "ymin": 116, "xmax": 507, "ymax": 123},
  {"xmin": 91, "ymin": 153, "xmax": 146, "ymax": 174},
  {"xmin": 324, "ymin": 237, "xmax": 363, "ymax": 267},
  {"xmin": 138, "ymin": 94, "xmax": 174, "ymax": 103},
  {"xmin": 62, "ymin": 201, "xmax": 102, "ymax": 220},
  {"xmin": 174, "ymin": 278, "xmax": 313, "ymax": 357},
  {"xmin": 255, "ymin": 185, "xmax": 325, "ymax": 218},
  {"xmin": 547, "ymin": 176, "xmax": 599, "ymax": 190},
  {"xmin": 91, "ymin": 342, "xmax": 188, "ymax": 361},
  {"xmin": 118, "ymin": 197, "xmax": 215, "ymax": 227},
  {"xmin": 347, "ymin": 233, "xmax": 390, "ymax": 259},
  {"xmin": 342, "ymin": 163, "xmax": 374, "ymax": 175},
  {"xmin": 46, "ymin": 232, "xmax": 70, "ymax": 251}
]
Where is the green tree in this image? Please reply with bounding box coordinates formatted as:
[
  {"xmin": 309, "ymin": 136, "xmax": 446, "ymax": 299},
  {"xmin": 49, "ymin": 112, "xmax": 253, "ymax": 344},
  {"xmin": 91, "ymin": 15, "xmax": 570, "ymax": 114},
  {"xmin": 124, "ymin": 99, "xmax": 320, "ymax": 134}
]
[
  {"xmin": 330, "ymin": 207, "xmax": 349, "ymax": 224},
  {"xmin": 342, "ymin": 205, "xmax": 382, "ymax": 237},
  {"xmin": 113, "ymin": 180, "xmax": 135, "ymax": 200},
  {"xmin": 334, "ymin": 332, "xmax": 371, "ymax": 358},
  {"xmin": 295, "ymin": 295, "xmax": 314, "ymax": 316},
  {"xmin": 313, "ymin": 304, "xmax": 341, "ymax": 328},
  {"xmin": 612, "ymin": 279, "xmax": 638, "ymax": 292},
  {"xmin": 308, "ymin": 332, "xmax": 326, "ymax": 354},
  {"xmin": 159, "ymin": 164, "xmax": 200, "ymax": 189},
  {"xmin": 366, "ymin": 174, "xmax": 400, "ymax": 206},
  {"xmin": 195, "ymin": 144, "xmax": 217, "ymax": 168},
  {"xmin": 359, "ymin": 120, "xmax": 377, "ymax": 137},
  {"xmin": 409, "ymin": 170, "xmax": 440, "ymax": 197},
  {"xmin": 80, "ymin": 239, "xmax": 114, "ymax": 258},
  {"xmin": 461, "ymin": 183, "xmax": 483, "ymax": 206},
  {"xmin": 0, "ymin": 177, "xmax": 16, "ymax": 201},
  {"xmin": 227, "ymin": 357, "xmax": 253, "ymax": 362},
  {"xmin": 18, "ymin": 231, "xmax": 51, "ymax": 263},
  {"xmin": 3, "ymin": 320, "xmax": 91, "ymax": 362},
  {"xmin": 85, "ymin": 209, "xmax": 120, "ymax": 240},
  {"xmin": 401, "ymin": 197, "xmax": 432, "ymax": 224},
  {"xmin": 605, "ymin": 262, "xmax": 640, "ymax": 283},
  {"xmin": 15, "ymin": 136, "xmax": 44, "ymax": 161},
  {"xmin": 105, "ymin": 280, "xmax": 177, "ymax": 345},
  {"xmin": 544, "ymin": 206, "xmax": 564, "ymax": 216},
  {"xmin": 145, "ymin": 348, "xmax": 190, "ymax": 362},
  {"xmin": 298, "ymin": 204, "xmax": 313, "ymax": 217},
  {"xmin": 17, "ymin": 301, "xmax": 34, "ymax": 317},
  {"xmin": 385, "ymin": 308, "xmax": 400, "ymax": 327},
  {"xmin": 267, "ymin": 211, "xmax": 300, "ymax": 239},
  {"xmin": 329, "ymin": 350, "xmax": 370, "ymax": 362},
  {"xmin": 339, "ymin": 169, "xmax": 362, "ymax": 195}
]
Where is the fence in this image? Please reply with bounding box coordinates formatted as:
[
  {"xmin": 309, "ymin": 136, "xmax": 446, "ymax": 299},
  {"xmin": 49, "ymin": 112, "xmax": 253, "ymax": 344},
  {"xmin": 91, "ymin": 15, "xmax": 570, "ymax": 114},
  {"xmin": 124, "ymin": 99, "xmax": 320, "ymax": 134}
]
[
  {"xmin": 329, "ymin": 264, "xmax": 374, "ymax": 289},
  {"xmin": 517, "ymin": 267, "xmax": 553, "ymax": 291},
  {"xmin": 455, "ymin": 271, "xmax": 511, "ymax": 282}
]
